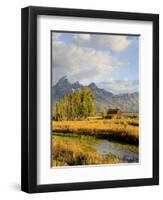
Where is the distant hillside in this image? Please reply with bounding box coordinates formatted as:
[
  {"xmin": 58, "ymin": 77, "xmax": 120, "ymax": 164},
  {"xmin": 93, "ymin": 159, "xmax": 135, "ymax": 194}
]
[{"xmin": 52, "ymin": 76, "xmax": 139, "ymax": 113}]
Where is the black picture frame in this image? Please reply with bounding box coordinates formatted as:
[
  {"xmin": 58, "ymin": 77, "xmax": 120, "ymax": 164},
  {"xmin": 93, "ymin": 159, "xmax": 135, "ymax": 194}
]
[{"xmin": 21, "ymin": 6, "xmax": 159, "ymax": 193}]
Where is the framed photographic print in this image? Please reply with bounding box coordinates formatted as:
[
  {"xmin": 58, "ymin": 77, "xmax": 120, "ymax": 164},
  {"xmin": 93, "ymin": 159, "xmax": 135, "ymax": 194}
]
[{"xmin": 21, "ymin": 6, "xmax": 159, "ymax": 193}]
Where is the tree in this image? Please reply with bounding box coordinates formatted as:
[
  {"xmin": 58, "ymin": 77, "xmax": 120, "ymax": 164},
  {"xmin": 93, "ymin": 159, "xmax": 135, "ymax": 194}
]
[
  {"xmin": 99, "ymin": 104, "xmax": 106, "ymax": 118},
  {"xmin": 52, "ymin": 87, "xmax": 95, "ymax": 120}
]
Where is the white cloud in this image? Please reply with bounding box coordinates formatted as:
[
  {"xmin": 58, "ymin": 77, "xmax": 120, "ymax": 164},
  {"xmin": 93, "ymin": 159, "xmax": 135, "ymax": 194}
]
[
  {"xmin": 74, "ymin": 34, "xmax": 91, "ymax": 42},
  {"xmin": 52, "ymin": 32, "xmax": 61, "ymax": 40},
  {"xmin": 52, "ymin": 40, "xmax": 120, "ymax": 85},
  {"xmin": 74, "ymin": 34, "xmax": 132, "ymax": 52},
  {"xmin": 124, "ymin": 76, "xmax": 129, "ymax": 82},
  {"xmin": 98, "ymin": 80, "xmax": 138, "ymax": 94},
  {"xmin": 98, "ymin": 35, "xmax": 132, "ymax": 52},
  {"xmin": 109, "ymin": 77, "xmax": 113, "ymax": 82}
]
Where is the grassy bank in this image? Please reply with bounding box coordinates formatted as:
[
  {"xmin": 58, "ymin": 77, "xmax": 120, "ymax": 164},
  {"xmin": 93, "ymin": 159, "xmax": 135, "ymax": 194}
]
[
  {"xmin": 52, "ymin": 118, "xmax": 139, "ymax": 145},
  {"xmin": 52, "ymin": 136, "xmax": 120, "ymax": 166}
]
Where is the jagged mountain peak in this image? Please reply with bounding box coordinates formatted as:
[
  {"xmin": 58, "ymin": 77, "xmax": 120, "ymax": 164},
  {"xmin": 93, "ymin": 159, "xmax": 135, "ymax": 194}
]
[
  {"xmin": 56, "ymin": 76, "xmax": 70, "ymax": 86},
  {"xmin": 88, "ymin": 82, "xmax": 97, "ymax": 89},
  {"xmin": 52, "ymin": 77, "xmax": 139, "ymax": 112},
  {"xmin": 72, "ymin": 81, "xmax": 82, "ymax": 89}
]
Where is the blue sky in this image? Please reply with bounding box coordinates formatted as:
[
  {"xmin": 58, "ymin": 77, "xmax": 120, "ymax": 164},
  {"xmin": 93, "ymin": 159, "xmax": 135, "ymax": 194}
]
[{"xmin": 52, "ymin": 32, "xmax": 139, "ymax": 94}]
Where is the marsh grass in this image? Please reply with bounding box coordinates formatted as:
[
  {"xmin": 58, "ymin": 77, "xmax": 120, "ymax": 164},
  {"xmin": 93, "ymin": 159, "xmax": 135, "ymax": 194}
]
[
  {"xmin": 52, "ymin": 117, "xmax": 139, "ymax": 145},
  {"xmin": 52, "ymin": 136, "xmax": 120, "ymax": 166}
]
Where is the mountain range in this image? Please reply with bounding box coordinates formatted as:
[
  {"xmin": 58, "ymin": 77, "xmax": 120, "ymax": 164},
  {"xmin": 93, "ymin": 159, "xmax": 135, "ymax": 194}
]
[{"xmin": 52, "ymin": 76, "xmax": 139, "ymax": 113}]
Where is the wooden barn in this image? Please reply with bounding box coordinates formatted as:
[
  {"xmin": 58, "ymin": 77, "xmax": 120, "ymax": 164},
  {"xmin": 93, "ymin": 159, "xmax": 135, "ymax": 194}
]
[{"xmin": 105, "ymin": 108, "xmax": 122, "ymax": 119}]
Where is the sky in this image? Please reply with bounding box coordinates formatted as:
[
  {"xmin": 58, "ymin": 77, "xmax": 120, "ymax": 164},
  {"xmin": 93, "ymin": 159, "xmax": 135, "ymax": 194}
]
[{"xmin": 52, "ymin": 31, "xmax": 139, "ymax": 94}]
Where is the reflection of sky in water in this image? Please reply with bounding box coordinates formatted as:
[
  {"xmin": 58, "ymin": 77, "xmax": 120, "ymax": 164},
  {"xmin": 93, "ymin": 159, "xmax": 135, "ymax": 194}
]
[
  {"xmin": 96, "ymin": 140, "xmax": 139, "ymax": 163},
  {"xmin": 54, "ymin": 134, "xmax": 139, "ymax": 163}
]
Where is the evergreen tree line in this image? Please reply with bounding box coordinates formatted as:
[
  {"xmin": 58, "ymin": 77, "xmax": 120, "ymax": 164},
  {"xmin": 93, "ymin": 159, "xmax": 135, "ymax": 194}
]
[{"xmin": 53, "ymin": 88, "xmax": 95, "ymax": 121}]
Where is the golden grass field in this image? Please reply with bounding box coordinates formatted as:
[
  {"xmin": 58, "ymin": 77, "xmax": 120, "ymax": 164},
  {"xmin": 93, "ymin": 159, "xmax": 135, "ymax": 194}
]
[
  {"xmin": 52, "ymin": 115, "xmax": 139, "ymax": 166},
  {"xmin": 52, "ymin": 117, "xmax": 139, "ymax": 144},
  {"xmin": 52, "ymin": 136, "xmax": 120, "ymax": 166}
]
